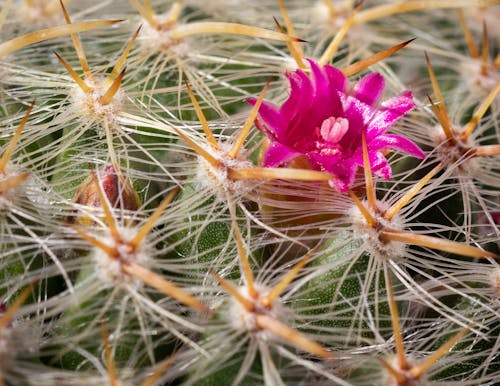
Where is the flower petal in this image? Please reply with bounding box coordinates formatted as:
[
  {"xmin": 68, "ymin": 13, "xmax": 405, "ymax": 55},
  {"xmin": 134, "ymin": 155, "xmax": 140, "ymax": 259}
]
[
  {"xmin": 338, "ymin": 99, "xmax": 364, "ymax": 152},
  {"xmin": 369, "ymin": 134, "xmax": 425, "ymax": 159},
  {"xmin": 353, "ymin": 73, "xmax": 385, "ymax": 106},
  {"xmin": 282, "ymin": 71, "xmax": 320, "ymax": 145},
  {"xmin": 352, "ymin": 150, "xmax": 392, "ymax": 179},
  {"xmin": 328, "ymin": 165, "xmax": 357, "ymax": 193},
  {"xmin": 368, "ymin": 90, "xmax": 415, "ymax": 138},
  {"xmin": 371, "ymin": 152, "xmax": 392, "ymax": 179},
  {"xmin": 281, "ymin": 70, "xmax": 313, "ymax": 121},
  {"xmin": 263, "ymin": 141, "xmax": 302, "ymax": 167},
  {"xmin": 324, "ymin": 65, "xmax": 347, "ymax": 93},
  {"xmin": 328, "ymin": 176, "xmax": 351, "ymax": 193},
  {"xmin": 256, "ymin": 59, "xmax": 421, "ymax": 193},
  {"xmin": 308, "ymin": 152, "xmax": 356, "ymax": 193},
  {"xmin": 307, "ymin": 59, "xmax": 344, "ymax": 122},
  {"xmin": 248, "ymin": 99, "xmax": 283, "ymax": 140},
  {"xmin": 308, "ymin": 59, "xmax": 329, "ymax": 97}
]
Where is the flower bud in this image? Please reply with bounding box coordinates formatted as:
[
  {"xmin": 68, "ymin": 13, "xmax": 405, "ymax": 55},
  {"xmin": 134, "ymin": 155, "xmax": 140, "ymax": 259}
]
[{"xmin": 67, "ymin": 165, "xmax": 141, "ymax": 225}]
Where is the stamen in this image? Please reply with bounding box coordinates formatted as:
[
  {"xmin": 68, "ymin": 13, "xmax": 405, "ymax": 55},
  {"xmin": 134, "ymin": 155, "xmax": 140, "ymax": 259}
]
[
  {"xmin": 0, "ymin": 102, "xmax": 34, "ymax": 173},
  {"xmin": 168, "ymin": 22, "xmax": 302, "ymax": 43},
  {"xmin": 277, "ymin": 0, "xmax": 305, "ymax": 68},
  {"xmin": 255, "ymin": 314, "xmax": 333, "ymax": 359},
  {"xmin": 409, "ymin": 327, "xmax": 470, "ymax": 378},
  {"xmin": 481, "ymin": 21, "xmax": 489, "ymax": 76},
  {"xmin": 0, "ymin": 19, "xmax": 122, "ymax": 57},
  {"xmin": 341, "ymin": 38, "xmax": 415, "ymax": 77},
  {"xmin": 260, "ymin": 249, "xmax": 314, "ymax": 308},
  {"xmin": 109, "ymin": 26, "xmax": 142, "ymax": 82},
  {"xmin": 227, "ymin": 167, "xmax": 333, "ymax": 181},
  {"xmin": 90, "ymin": 169, "xmax": 121, "ymax": 242},
  {"xmin": 361, "ymin": 129, "xmax": 376, "ymax": 212},
  {"xmin": 101, "ymin": 323, "xmax": 118, "ymax": 386},
  {"xmin": 139, "ymin": 353, "xmax": 176, "ymax": 386},
  {"xmin": 210, "ymin": 270, "xmax": 254, "ymax": 312},
  {"xmin": 130, "ymin": 186, "xmax": 180, "ymax": 249},
  {"xmin": 457, "ymin": 10, "xmax": 479, "ymax": 58},
  {"xmin": 0, "ymin": 172, "xmax": 31, "ymax": 193},
  {"xmin": 384, "ymin": 267, "xmax": 408, "ymax": 370},
  {"xmin": 462, "ymin": 82, "xmax": 500, "ymax": 139},
  {"xmin": 59, "ymin": 0, "xmax": 91, "ymax": 79},
  {"xmin": 123, "ymin": 262, "xmax": 209, "ymax": 312},
  {"xmin": 321, "ymin": 116, "xmax": 349, "ymax": 143},
  {"xmin": 184, "ymin": 81, "xmax": 218, "ymax": 150},
  {"xmin": 229, "ymin": 203, "xmax": 257, "ymax": 299},
  {"xmin": 54, "ymin": 51, "xmax": 91, "ymax": 93},
  {"xmin": 380, "ymin": 229, "xmax": 500, "ymax": 259},
  {"xmin": 100, "ymin": 67, "xmax": 126, "ymax": 106},
  {"xmin": 71, "ymin": 226, "xmax": 118, "ymax": 258},
  {"xmin": 170, "ymin": 126, "xmax": 221, "ymax": 168},
  {"xmin": 318, "ymin": 1, "xmax": 363, "ymax": 66},
  {"xmin": 129, "ymin": 0, "xmax": 158, "ymax": 29},
  {"xmin": 384, "ymin": 163, "xmax": 443, "ymax": 221},
  {"xmin": 0, "ymin": 284, "xmax": 33, "ymax": 332},
  {"xmin": 348, "ymin": 190, "xmax": 375, "ymax": 228},
  {"xmin": 228, "ymin": 79, "xmax": 270, "ymax": 159}
]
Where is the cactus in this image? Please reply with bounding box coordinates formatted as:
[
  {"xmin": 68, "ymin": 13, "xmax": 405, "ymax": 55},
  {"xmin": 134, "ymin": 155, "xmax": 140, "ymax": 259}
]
[{"xmin": 0, "ymin": 0, "xmax": 499, "ymax": 385}]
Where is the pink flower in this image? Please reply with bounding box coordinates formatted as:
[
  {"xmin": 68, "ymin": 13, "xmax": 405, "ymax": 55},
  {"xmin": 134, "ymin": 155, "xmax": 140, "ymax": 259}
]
[{"xmin": 250, "ymin": 60, "xmax": 425, "ymax": 192}]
